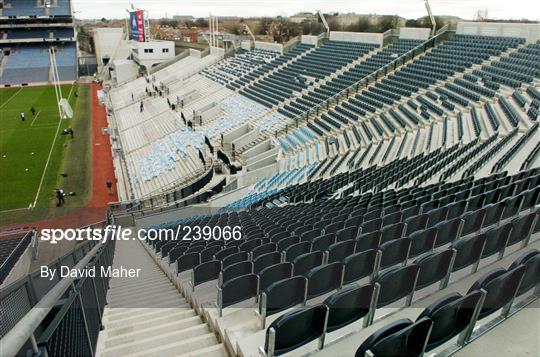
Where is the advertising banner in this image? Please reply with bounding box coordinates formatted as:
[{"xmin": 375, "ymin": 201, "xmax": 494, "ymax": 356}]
[{"xmin": 130, "ymin": 9, "xmax": 145, "ymax": 42}]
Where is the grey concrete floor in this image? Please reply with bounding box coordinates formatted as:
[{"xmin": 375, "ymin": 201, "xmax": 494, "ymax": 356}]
[{"xmin": 454, "ymin": 299, "xmax": 540, "ymax": 357}]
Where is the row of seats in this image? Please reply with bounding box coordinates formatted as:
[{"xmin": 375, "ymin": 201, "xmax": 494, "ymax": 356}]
[
  {"xmin": 310, "ymin": 35, "xmax": 522, "ymax": 132},
  {"xmin": 136, "ymin": 94, "xmax": 270, "ymax": 182},
  {"xmin": 1, "ymin": 43, "xmax": 76, "ymax": 84},
  {"xmin": 201, "ymin": 49, "xmax": 278, "ymax": 85},
  {"xmin": 148, "ymin": 168, "xmax": 539, "ymax": 356},
  {"xmin": 245, "ymin": 143, "xmax": 474, "ymax": 208},
  {"xmin": 222, "ymin": 165, "xmax": 315, "ymax": 211},
  {"xmin": 149, "ymin": 168, "xmax": 539, "ymax": 289},
  {"xmin": 232, "ymin": 43, "xmax": 314, "ymax": 105},
  {"xmin": 474, "ymin": 40, "xmax": 540, "ymax": 88},
  {"xmin": 242, "ymin": 41, "xmax": 377, "ymax": 110},
  {"xmin": 2, "ymin": 28, "xmax": 73, "ymax": 39},
  {"xmin": 280, "ymin": 39, "xmax": 423, "ymax": 119},
  {"xmin": 269, "ymin": 34, "xmax": 525, "ymax": 152},
  {"xmin": 260, "ymin": 248, "xmax": 539, "ymax": 356}
]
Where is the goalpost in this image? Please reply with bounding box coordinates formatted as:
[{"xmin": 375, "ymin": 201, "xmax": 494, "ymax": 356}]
[{"xmin": 49, "ymin": 46, "xmax": 73, "ymax": 119}]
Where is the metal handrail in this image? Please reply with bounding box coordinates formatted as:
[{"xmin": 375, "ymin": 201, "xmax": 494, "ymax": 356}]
[
  {"xmin": 269, "ymin": 27, "xmax": 453, "ymax": 140},
  {"xmin": 125, "ymin": 176, "xmax": 227, "ymax": 219},
  {"xmin": 435, "ymin": 24, "xmax": 449, "ymax": 36},
  {"xmin": 0, "ymin": 241, "xmax": 104, "ymax": 357},
  {"xmin": 109, "ymin": 166, "xmax": 215, "ymax": 213}
]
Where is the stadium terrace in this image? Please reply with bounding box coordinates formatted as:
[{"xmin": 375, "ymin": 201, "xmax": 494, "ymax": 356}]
[{"xmin": 0, "ymin": 2, "xmax": 539, "ymax": 357}]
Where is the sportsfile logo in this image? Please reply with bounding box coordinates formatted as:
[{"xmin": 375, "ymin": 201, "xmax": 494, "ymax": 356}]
[
  {"xmin": 40, "ymin": 225, "xmax": 243, "ymax": 244},
  {"xmin": 40, "ymin": 225, "xmax": 130, "ymax": 244}
]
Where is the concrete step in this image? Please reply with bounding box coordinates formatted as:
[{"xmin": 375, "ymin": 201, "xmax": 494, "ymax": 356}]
[
  {"xmin": 107, "ymin": 287, "xmax": 180, "ymax": 305},
  {"xmin": 124, "ymin": 333, "xmax": 219, "ymax": 357},
  {"xmin": 104, "ymin": 315, "xmax": 202, "ymax": 340},
  {"xmin": 103, "ymin": 307, "xmax": 190, "ymax": 323},
  {"xmin": 106, "ymin": 294, "xmax": 189, "ymax": 308},
  {"xmin": 105, "ymin": 309, "xmax": 197, "ymax": 337},
  {"xmin": 177, "ymin": 343, "xmax": 229, "ymax": 357},
  {"xmin": 107, "ymin": 280, "xmax": 174, "ymax": 299},
  {"xmin": 97, "ymin": 238, "xmax": 224, "ymax": 357},
  {"xmin": 100, "ymin": 324, "xmax": 210, "ymax": 356}
]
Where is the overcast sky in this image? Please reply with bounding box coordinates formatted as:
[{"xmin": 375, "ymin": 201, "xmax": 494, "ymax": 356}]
[{"xmin": 72, "ymin": 0, "xmax": 540, "ymax": 21}]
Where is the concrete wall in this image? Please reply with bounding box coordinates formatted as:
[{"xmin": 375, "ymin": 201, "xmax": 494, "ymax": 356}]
[
  {"xmin": 208, "ymin": 185, "xmax": 253, "ymax": 208},
  {"xmin": 246, "ymin": 147, "xmax": 279, "ymax": 166},
  {"xmin": 189, "ymin": 48, "xmax": 203, "ymax": 58},
  {"xmin": 242, "ymin": 139, "xmax": 272, "ymax": 160},
  {"xmin": 247, "ymin": 155, "xmax": 277, "ymax": 172},
  {"xmin": 329, "ymin": 31, "xmax": 383, "ymax": 46},
  {"xmin": 134, "ymin": 40, "xmax": 176, "ymax": 69},
  {"xmin": 223, "ymin": 124, "xmax": 250, "ymax": 151},
  {"xmin": 93, "ymin": 28, "xmax": 129, "ymax": 67},
  {"xmin": 231, "ymin": 129, "xmax": 261, "ymax": 152},
  {"xmin": 194, "ymin": 103, "xmax": 220, "ymax": 125},
  {"xmin": 301, "ymin": 35, "xmax": 319, "ymax": 46},
  {"xmin": 212, "ymin": 47, "xmax": 226, "ymax": 57},
  {"xmin": 457, "ymin": 22, "xmax": 540, "ymax": 44},
  {"xmin": 254, "ymin": 41, "xmax": 283, "ymax": 53},
  {"xmin": 177, "ymin": 89, "xmax": 199, "ymax": 106},
  {"xmin": 241, "ymin": 41, "xmax": 252, "ymax": 51},
  {"xmin": 237, "ymin": 163, "xmax": 278, "ymax": 187},
  {"xmin": 223, "ymin": 124, "xmax": 250, "ymax": 145},
  {"xmin": 399, "ymin": 27, "xmax": 431, "ymax": 40},
  {"xmin": 112, "ymin": 60, "xmax": 139, "ymax": 86},
  {"xmin": 135, "ymin": 204, "xmax": 213, "ymax": 229}
]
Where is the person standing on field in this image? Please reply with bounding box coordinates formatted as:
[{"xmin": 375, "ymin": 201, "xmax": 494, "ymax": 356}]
[{"xmin": 106, "ymin": 180, "xmax": 113, "ymax": 195}]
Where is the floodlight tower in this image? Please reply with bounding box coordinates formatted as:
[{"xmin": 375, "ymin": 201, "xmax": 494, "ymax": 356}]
[
  {"xmin": 208, "ymin": 13, "xmax": 220, "ymax": 55},
  {"xmin": 244, "ymin": 24, "xmax": 256, "ymax": 47},
  {"xmin": 316, "ymin": 10, "xmax": 330, "ymax": 36},
  {"xmin": 424, "ymin": 0, "xmax": 437, "ymax": 37}
]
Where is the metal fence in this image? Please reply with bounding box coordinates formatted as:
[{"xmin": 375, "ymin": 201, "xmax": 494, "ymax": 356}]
[
  {"xmin": 0, "ymin": 231, "xmax": 35, "ymax": 285},
  {"xmin": 37, "ymin": 239, "xmax": 115, "ymax": 357},
  {"xmin": 0, "ymin": 239, "xmax": 98, "ymax": 340},
  {"xmin": 0, "ymin": 221, "xmax": 114, "ymax": 357},
  {"xmin": 109, "ymin": 166, "xmax": 221, "ymax": 214}
]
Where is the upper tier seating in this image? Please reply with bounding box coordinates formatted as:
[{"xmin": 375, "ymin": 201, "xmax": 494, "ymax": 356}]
[
  {"xmin": 49, "ymin": 0, "xmax": 71, "ymax": 16},
  {"xmin": 312, "ymin": 35, "xmax": 524, "ymax": 133},
  {"xmin": 53, "ymin": 28, "xmax": 74, "ymax": 38},
  {"xmin": 280, "ymin": 39, "xmax": 423, "ymax": 119},
  {"xmin": 2, "ymin": 0, "xmax": 71, "ymax": 16},
  {"xmin": 3, "ymin": 0, "xmax": 71, "ymax": 16},
  {"xmin": 201, "ymin": 49, "xmax": 279, "ymax": 85},
  {"xmin": 1, "ymin": 45, "xmax": 50, "ymax": 84},
  {"xmin": 1, "ymin": 41, "xmax": 76, "ymax": 84},
  {"xmin": 5, "ymin": 29, "xmax": 50, "ymax": 39},
  {"xmin": 241, "ymin": 41, "xmax": 377, "ymax": 108},
  {"xmin": 230, "ymin": 44, "xmax": 314, "ymax": 92},
  {"xmin": 3, "ymin": 0, "xmax": 44, "ymax": 16},
  {"xmin": 55, "ymin": 43, "xmax": 77, "ymax": 81}
]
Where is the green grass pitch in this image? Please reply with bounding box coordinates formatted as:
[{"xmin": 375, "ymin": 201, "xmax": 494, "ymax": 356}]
[{"xmin": 0, "ymin": 84, "xmax": 78, "ymax": 212}]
